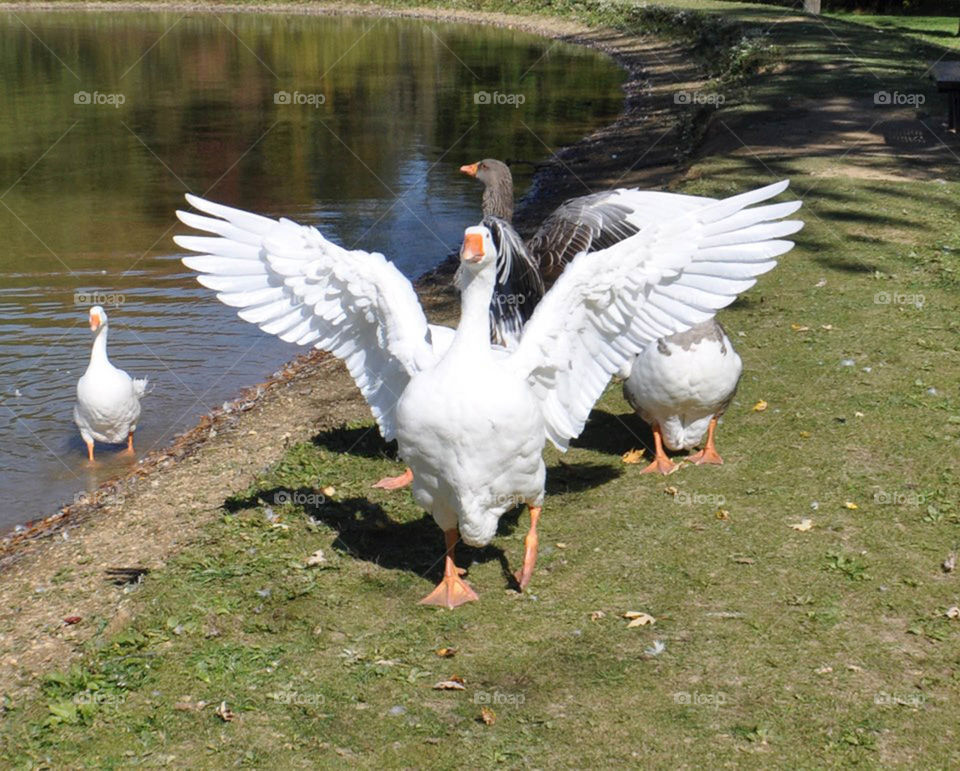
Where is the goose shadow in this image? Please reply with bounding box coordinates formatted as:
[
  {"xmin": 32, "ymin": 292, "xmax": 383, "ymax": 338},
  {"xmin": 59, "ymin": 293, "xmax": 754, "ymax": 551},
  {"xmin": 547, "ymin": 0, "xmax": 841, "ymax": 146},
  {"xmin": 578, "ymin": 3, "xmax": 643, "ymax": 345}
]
[
  {"xmin": 572, "ymin": 407, "xmax": 657, "ymax": 458},
  {"xmin": 226, "ymin": 487, "xmax": 521, "ymax": 587}
]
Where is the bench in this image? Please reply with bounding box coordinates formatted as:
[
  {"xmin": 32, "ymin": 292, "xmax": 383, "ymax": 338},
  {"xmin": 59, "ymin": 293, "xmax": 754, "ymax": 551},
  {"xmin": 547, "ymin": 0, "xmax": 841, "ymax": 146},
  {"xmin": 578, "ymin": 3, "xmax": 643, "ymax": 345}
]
[{"xmin": 931, "ymin": 61, "xmax": 960, "ymax": 132}]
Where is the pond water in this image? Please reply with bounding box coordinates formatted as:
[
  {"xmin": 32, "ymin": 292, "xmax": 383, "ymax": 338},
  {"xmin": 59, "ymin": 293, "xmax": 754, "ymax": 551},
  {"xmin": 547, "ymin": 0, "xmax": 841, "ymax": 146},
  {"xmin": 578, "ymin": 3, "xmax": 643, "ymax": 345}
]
[{"xmin": 0, "ymin": 10, "xmax": 625, "ymax": 530}]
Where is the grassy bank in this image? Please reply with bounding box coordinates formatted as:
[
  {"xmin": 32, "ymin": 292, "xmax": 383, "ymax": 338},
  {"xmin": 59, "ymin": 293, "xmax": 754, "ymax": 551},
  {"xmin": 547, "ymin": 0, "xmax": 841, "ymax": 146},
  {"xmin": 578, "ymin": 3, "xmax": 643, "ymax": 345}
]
[{"xmin": 2, "ymin": 1, "xmax": 959, "ymax": 767}]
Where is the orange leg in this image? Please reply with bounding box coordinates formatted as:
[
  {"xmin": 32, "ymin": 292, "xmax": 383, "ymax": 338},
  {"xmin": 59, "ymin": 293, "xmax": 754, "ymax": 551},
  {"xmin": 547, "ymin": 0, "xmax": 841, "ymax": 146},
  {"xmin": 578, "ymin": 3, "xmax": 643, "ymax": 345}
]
[
  {"xmin": 640, "ymin": 423, "xmax": 679, "ymax": 475},
  {"xmin": 419, "ymin": 529, "xmax": 479, "ymax": 609},
  {"xmin": 85, "ymin": 439, "xmax": 95, "ymax": 462},
  {"xmin": 514, "ymin": 505, "xmax": 541, "ymax": 590},
  {"xmin": 126, "ymin": 431, "xmax": 135, "ymax": 454},
  {"xmin": 686, "ymin": 418, "xmax": 724, "ymax": 465},
  {"xmin": 372, "ymin": 467, "xmax": 413, "ymax": 490}
]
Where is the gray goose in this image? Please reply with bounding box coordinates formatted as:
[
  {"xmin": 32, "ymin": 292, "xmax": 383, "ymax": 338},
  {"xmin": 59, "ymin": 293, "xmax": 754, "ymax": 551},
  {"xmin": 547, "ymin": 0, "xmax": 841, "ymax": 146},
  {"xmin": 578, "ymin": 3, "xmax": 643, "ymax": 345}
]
[{"xmin": 463, "ymin": 158, "xmax": 776, "ymax": 475}]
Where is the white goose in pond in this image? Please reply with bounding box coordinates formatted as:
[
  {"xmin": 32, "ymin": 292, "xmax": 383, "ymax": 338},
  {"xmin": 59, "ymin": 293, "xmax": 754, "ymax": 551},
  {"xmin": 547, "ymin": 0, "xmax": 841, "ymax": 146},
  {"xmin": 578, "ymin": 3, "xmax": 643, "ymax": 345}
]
[
  {"xmin": 175, "ymin": 181, "xmax": 802, "ymax": 608},
  {"xmin": 74, "ymin": 305, "xmax": 148, "ymax": 461}
]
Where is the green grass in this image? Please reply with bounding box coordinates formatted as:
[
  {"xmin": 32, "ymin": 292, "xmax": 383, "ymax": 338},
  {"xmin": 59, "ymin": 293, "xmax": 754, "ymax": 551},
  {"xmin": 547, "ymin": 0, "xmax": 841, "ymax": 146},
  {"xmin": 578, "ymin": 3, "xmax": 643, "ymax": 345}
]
[
  {"xmin": 827, "ymin": 12, "xmax": 960, "ymax": 51},
  {"xmin": 3, "ymin": 0, "xmax": 960, "ymax": 767}
]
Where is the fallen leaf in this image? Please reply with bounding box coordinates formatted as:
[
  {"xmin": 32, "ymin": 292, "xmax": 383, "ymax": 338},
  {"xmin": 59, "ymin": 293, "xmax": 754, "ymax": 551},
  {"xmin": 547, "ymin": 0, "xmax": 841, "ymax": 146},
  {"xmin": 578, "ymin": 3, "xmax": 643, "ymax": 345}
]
[
  {"xmin": 321, "ymin": 486, "xmax": 336, "ymax": 496},
  {"xmin": 946, "ymin": 606, "xmax": 960, "ymax": 619},
  {"xmin": 623, "ymin": 611, "xmax": 655, "ymax": 627},
  {"xmin": 844, "ymin": 501, "xmax": 859, "ymax": 510},
  {"xmin": 854, "ymin": 411, "xmax": 864, "ymax": 418},
  {"xmin": 799, "ymin": 430, "xmax": 811, "ymax": 438},
  {"xmin": 815, "ymin": 666, "xmax": 833, "ymax": 675},
  {"xmin": 753, "ymin": 400, "xmax": 768, "ymax": 412},
  {"xmin": 555, "ymin": 542, "xmax": 568, "ymax": 549},
  {"xmin": 716, "ymin": 509, "xmax": 730, "ymax": 521},
  {"xmin": 664, "ymin": 485, "xmax": 679, "ymax": 496},
  {"xmin": 847, "ymin": 664, "xmax": 863, "ymax": 672},
  {"xmin": 791, "ymin": 324, "xmax": 810, "ymax": 332},
  {"xmin": 621, "ymin": 448, "xmax": 645, "ymax": 464},
  {"xmin": 433, "ymin": 678, "xmax": 466, "ymax": 691},
  {"xmin": 815, "ymin": 278, "xmax": 827, "ymax": 288},
  {"xmin": 942, "ymin": 553, "xmax": 956, "ymax": 573},
  {"xmin": 479, "ymin": 707, "xmax": 496, "ymax": 725},
  {"xmin": 435, "ymin": 647, "xmax": 458, "ymax": 658},
  {"xmin": 63, "ymin": 616, "xmax": 82, "ymax": 625},
  {"xmin": 733, "ymin": 556, "xmax": 755, "ymax": 565},
  {"xmin": 821, "ymin": 324, "xmax": 834, "ymax": 331},
  {"xmin": 215, "ymin": 701, "xmax": 234, "ymax": 722},
  {"xmin": 305, "ymin": 549, "xmax": 327, "ymax": 567},
  {"xmin": 789, "ymin": 519, "xmax": 814, "ymax": 532},
  {"xmin": 590, "ymin": 610, "xmax": 606, "ymax": 621}
]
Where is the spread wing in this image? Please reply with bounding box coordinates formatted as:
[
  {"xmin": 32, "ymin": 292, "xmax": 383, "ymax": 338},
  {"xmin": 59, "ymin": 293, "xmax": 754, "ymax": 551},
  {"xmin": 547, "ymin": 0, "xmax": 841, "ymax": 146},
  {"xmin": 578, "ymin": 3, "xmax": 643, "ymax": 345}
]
[
  {"xmin": 526, "ymin": 188, "xmax": 716, "ymax": 280},
  {"xmin": 509, "ymin": 181, "xmax": 803, "ymax": 450},
  {"xmin": 174, "ymin": 195, "xmax": 436, "ymax": 441}
]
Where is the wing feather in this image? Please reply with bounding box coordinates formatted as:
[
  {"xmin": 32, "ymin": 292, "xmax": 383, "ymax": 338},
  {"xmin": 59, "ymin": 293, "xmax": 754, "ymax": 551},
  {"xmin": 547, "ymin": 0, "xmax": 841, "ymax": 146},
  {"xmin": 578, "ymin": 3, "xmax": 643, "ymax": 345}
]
[
  {"xmin": 510, "ymin": 181, "xmax": 802, "ymax": 450},
  {"xmin": 175, "ymin": 195, "xmax": 437, "ymax": 441}
]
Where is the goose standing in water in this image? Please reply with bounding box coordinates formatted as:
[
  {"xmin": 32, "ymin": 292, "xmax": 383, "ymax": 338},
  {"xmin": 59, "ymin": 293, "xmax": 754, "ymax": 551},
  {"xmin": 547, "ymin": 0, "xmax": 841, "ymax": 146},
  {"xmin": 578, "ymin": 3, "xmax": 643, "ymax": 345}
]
[
  {"xmin": 464, "ymin": 159, "xmax": 754, "ymax": 475},
  {"xmin": 74, "ymin": 306, "xmax": 148, "ymax": 461},
  {"xmin": 176, "ymin": 182, "xmax": 801, "ymax": 607}
]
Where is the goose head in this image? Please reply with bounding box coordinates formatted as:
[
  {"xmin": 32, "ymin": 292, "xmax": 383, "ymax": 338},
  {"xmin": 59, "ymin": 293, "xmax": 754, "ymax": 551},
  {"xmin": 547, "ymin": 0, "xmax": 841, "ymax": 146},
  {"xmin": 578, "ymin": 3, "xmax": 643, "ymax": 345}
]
[
  {"xmin": 460, "ymin": 159, "xmax": 513, "ymax": 221},
  {"xmin": 89, "ymin": 305, "xmax": 108, "ymax": 333},
  {"xmin": 459, "ymin": 226, "xmax": 497, "ymax": 271}
]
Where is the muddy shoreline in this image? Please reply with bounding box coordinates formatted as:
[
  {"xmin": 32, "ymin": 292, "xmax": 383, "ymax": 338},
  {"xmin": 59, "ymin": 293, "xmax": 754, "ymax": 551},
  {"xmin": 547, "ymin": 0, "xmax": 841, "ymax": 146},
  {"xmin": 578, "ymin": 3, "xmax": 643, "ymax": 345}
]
[{"xmin": 0, "ymin": 1, "xmax": 708, "ymax": 696}]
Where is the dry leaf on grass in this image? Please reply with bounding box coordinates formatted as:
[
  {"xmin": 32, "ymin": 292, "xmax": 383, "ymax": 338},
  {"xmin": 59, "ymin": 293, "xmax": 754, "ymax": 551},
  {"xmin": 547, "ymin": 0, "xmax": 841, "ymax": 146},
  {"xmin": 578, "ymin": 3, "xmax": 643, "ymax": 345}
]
[
  {"xmin": 821, "ymin": 324, "xmax": 834, "ymax": 331},
  {"xmin": 789, "ymin": 519, "xmax": 814, "ymax": 532},
  {"xmin": 555, "ymin": 542, "xmax": 568, "ymax": 549},
  {"xmin": 623, "ymin": 611, "xmax": 655, "ymax": 627},
  {"xmin": 435, "ymin": 647, "xmax": 458, "ymax": 658},
  {"xmin": 321, "ymin": 485, "xmax": 336, "ymax": 496},
  {"xmin": 815, "ymin": 666, "xmax": 833, "ymax": 675},
  {"xmin": 716, "ymin": 509, "xmax": 730, "ymax": 521},
  {"xmin": 590, "ymin": 610, "xmax": 606, "ymax": 621},
  {"xmin": 433, "ymin": 677, "xmax": 466, "ymax": 691},
  {"xmin": 305, "ymin": 549, "xmax": 327, "ymax": 567},
  {"xmin": 479, "ymin": 707, "xmax": 496, "ymax": 725},
  {"xmin": 945, "ymin": 606, "xmax": 960, "ymax": 619},
  {"xmin": 621, "ymin": 448, "xmax": 646, "ymax": 464},
  {"xmin": 753, "ymin": 400, "xmax": 768, "ymax": 412},
  {"xmin": 215, "ymin": 701, "xmax": 234, "ymax": 722},
  {"xmin": 790, "ymin": 324, "xmax": 810, "ymax": 332},
  {"xmin": 942, "ymin": 553, "xmax": 956, "ymax": 573},
  {"xmin": 664, "ymin": 485, "xmax": 679, "ymax": 496},
  {"xmin": 844, "ymin": 501, "xmax": 859, "ymax": 510}
]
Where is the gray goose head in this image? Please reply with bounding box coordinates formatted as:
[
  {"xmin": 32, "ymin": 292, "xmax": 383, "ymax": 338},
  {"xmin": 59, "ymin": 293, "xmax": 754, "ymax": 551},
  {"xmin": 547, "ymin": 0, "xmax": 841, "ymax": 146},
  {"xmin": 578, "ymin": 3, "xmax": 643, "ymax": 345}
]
[{"xmin": 460, "ymin": 159, "xmax": 514, "ymax": 222}]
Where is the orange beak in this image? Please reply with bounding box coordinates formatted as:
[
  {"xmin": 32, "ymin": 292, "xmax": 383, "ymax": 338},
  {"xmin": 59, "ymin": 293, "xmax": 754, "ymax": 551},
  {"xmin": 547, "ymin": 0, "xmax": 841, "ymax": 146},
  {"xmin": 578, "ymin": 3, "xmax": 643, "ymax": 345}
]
[
  {"xmin": 89, "ymin": 314, "xmax": 101, "ymax": 332},
  {"xmin": 460, "ymin": 232, "xmax": 485, "ymax": 263},
  {"xmin": 459, "ymin": 162, "xmax": 479, "ymax": 177}
]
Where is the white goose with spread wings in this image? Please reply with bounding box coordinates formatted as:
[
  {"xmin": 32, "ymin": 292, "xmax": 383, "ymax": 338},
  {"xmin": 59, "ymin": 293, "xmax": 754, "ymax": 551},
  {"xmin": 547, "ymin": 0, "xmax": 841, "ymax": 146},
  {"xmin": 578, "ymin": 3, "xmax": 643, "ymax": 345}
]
[{"xmin": 175, "ymin": 181, "xmax": 802, "ymax": 608}]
